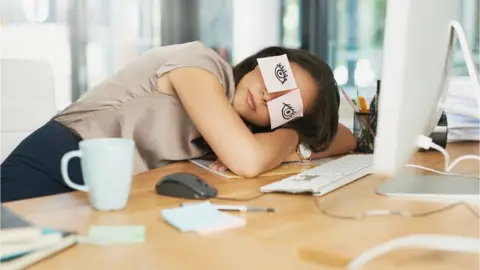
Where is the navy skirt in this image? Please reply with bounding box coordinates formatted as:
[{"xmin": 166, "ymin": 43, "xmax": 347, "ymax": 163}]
[{"xmin": 1, "ymin": 121, "xmax": 84, "ymax": 202}]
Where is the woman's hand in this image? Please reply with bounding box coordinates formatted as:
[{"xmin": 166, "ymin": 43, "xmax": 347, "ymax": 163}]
[{"xmin": 209, "ymin": 159, "xmax": 228, "ymax": 172}]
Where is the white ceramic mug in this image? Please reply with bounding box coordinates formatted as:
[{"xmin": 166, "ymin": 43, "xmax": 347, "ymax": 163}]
[{"xmin": 61, "ymin": 138, "xmax": 135, "ymax": 211}]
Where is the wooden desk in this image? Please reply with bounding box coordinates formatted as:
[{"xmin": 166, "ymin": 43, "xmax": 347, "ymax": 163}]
[{"xmin": 5, "ymin": 142, "xmax": 480, "ymax": 269}]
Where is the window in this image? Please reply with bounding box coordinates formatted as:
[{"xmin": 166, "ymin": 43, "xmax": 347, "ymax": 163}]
[
  {"xmin": 1, "ymin": 0, "xmax": 162, "ymax": 111},
  {"xmin": 281, "ymin": 0, "xmax": 301, "ymax": 48},
  {"xmin": 198, "ymin": 0, "xmax": 233, "ymax": 62},
  {"xmin": 328, "ymin": 0, "xmax": 479, "ymax": 88},
  {"xmin": 1, "ymin": 0, "xmax": 72, "ymax": 110}
]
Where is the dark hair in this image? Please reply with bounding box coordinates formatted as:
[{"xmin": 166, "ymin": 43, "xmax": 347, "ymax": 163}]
[{"xmin": 233, "ymin": 47, "xmax": 340, "ymax": 152}]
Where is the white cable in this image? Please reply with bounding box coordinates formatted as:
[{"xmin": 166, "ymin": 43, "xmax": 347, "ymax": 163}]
[
  {"xmin": 415, "ymin": 135, "xmax": 449, "ymax": 171},
  {"xmin": 415, "ymin": 135, "xmax": 433, "ymax": 150},
  {"xmin": 429, "ymin": 142, "xmax": 450, "ymax": 171},
  {"xmin": 348, "ymin": 234, "xmax": 480, "ymax": 269},
  {"xmin": 410, "ymin": 135, "xmax": 480, "ymax": 179},
  {"xmin": 450, "ymin": 21, "xmax": 480, "ymax": 94},
  {"xmin": 439, "ymin": 21, "xmax": 480, "ymax": 118},
  {"xmin": 404, "ymin": 164, "xmax": 479, "ymax": 179},
  {"xmin": 447, "ymin": 155, "xmax": 480, "ymax": 172}
]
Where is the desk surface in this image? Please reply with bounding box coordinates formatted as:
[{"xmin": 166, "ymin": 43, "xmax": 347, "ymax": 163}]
[{"xmin": 5, "ymin": 142, "xmax": 480, "ymax": 270}]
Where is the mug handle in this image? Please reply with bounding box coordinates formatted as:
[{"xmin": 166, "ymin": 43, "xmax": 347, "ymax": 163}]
[{"xmin": 61, "ymin": 150, "xmax": 88, "ymax": 192}]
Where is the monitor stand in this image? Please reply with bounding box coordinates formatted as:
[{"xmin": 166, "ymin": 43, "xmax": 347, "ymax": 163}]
[
  {"xmin": 376, "ymin": 174, "xmax": 479, "ymax": 201},
  {"xmin": 376, "ymin": 21, "xmax": 480, "ymax": 201}
]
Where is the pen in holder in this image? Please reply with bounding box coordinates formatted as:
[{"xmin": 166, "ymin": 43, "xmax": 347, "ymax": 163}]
[{"xmin": 353, "ymin": 112, "xmax": 376, "ymax": 153}]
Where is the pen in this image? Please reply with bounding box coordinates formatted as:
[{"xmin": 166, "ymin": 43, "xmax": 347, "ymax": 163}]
[
  {"xmin": 351, "ymin": 99, "xmax": 360, "ymax": 111},
  {"xmin": 376, "ymin": 80, "xmax": 381, "ymax": 112},
  {"xmin": 358, "ymin": 96, "xmax": 368, "ymax": 112},
  {"xmin": 369, "ymin": 96, "xmax": 376, "ymax": 113},
  {"xmin": 180, "ymin": 203, "xmax": 275, "ymax": 212},
  {"xmin": 340, "ymin": 88, "xmax": 359, "ymax": 112},
  {"xmin": 376, "ymin": 80, "xmax": 381, "ymax": 98},
  {"xmin": 214, "ymin": 204, "xmax": 275, "ymax": 212}
]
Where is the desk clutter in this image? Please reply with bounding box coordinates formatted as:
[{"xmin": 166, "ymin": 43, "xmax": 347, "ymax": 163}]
[
  {"xmin": 340, "ymin": 81, "xmax": 380, "ymax": 154},
  {"xmin": 340, "ymin": 77, "xmax": 480, "ymax": 153},
  {"xmin": 3, "ymin": 152, "xmax": 479, "ymax": 270},
  {"xmin": 0, "ymin": 205, "xmax": 149, "ymax": 269},
  {"xmin": 0, "ymin": 206, "xmax": 77, "ymax": 270},
  {"xmin": 444, "ymin": 76, "xmax": 480, "ymax": 142}
]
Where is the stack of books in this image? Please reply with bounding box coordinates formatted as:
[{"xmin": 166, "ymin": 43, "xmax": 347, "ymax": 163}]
[
  {"xmin": 443, "ymin": 77, "xmax": 480, "ymax": 142},
  {"xmin": 0, "ymin": 206, "xmax": 77, "ymax": 269}
]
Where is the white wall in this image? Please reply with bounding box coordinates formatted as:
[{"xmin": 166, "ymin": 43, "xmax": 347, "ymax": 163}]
[{"xmin": 232, "ymin": 0, "xmax": 281, "ymax": 64}]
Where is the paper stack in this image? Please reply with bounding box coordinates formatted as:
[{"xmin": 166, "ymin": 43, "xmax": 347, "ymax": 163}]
[
  {"xmin": 0, "ymin": 206, "xmax": 77, "ymax": 269},
  {"xmin": 443, "ymin": 77, "xmax": 480, "ymax": 142},
  {"xmin": 161, "ymin": 202, "xmax": 246, "ymax": 235}
]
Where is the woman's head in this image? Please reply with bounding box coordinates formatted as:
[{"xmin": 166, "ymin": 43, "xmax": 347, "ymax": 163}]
[{"xmin": 232, "ymin": 46, "xmax": 340, "ymax": 152}]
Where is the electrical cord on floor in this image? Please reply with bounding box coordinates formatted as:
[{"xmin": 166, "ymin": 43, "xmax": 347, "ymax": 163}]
[
  {"xmin": 313, "ymin": 197, "xmax": 479, "ymax": 219},
  {"xmin": 214, "ymin": 193, "xmax": 266, "ymax": 202}
]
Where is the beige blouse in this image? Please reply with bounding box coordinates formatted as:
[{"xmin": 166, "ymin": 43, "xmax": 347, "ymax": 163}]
[{"xmin": 53, "ymin": 41, "xmax": 236, "ymax": 174}]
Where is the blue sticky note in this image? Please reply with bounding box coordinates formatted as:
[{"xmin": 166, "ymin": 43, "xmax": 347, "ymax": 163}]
[{"xmin": 161, "ymin": 202, "xmax": 244, "ymax": 233}]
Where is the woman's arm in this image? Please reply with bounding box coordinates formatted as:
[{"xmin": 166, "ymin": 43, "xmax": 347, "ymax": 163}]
[
  {"xmin": 209, "ymin": 124, "xmax": 356, "ymax": 172},
  {"xmin": 285, "ymin": 123, "xmax": 357, "ymax": 162},
  {"xmin": 163, "ymin": 67, "xmax": 298, "ymax": 177}
]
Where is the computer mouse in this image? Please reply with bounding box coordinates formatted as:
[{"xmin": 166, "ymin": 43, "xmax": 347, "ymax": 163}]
[{"xmin": 155, "ymin": 172, "xmax": 217, "ymax": 199}]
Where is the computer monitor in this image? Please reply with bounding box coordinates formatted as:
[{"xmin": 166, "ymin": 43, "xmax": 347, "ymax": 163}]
[{"xmin": 373, "ymin": 0, "xmax": 480, "ymax": 198}]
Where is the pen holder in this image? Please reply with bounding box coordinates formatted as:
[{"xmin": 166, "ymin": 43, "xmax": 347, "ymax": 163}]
[{"xmin": 353, "ymin": 112, "xmax": 377, "ymax": 153}]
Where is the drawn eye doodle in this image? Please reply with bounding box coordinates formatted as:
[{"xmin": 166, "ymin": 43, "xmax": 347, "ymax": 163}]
[
  {"xmin": 275, "ymin": 63, "xmax": 288, "ymax": 84},
  {"xmin": 281, "ymin": 103, "xmax": 296, "ymax": 120}
]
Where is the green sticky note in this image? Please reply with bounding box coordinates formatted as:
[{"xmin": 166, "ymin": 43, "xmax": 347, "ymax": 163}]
[{"xmin": 88, "ymin": 225, "xmax": 145, "ymax": 244}]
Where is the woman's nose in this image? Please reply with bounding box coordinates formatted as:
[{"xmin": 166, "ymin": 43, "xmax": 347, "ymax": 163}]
[{"xmin": 262, "ymin": 90, "xmax": 291, "ymax": 102}]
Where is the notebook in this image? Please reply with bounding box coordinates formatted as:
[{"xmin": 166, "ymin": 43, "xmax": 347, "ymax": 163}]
[
  {"xmin": 0, "ymin": 206, "xmax": 77, "ymax": 270},
  {"xmin": 1, "ymin": 206, "xmax": 42, "ymax": 244}
]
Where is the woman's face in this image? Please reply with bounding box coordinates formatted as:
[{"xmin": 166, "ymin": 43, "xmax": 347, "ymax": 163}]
[{"xmin": 232, "ymin": 62, "xmax": 318, "ymax": 127}]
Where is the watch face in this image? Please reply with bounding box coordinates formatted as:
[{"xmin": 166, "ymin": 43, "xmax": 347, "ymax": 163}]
[{"xmin": 300, "ymin": 144, "xmax": 311, "ymax": 157}]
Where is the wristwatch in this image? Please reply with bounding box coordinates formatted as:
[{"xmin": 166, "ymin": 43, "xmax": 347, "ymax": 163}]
[{"xmin": 296, "ymin": 143, "xmax": 312, "ymax": 162}]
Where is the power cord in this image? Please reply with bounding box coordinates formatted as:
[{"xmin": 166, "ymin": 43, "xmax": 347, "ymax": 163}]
[
  {"xmin": 414, "ymin": 135, "xmax": 450, "ymax": 171},
  {"xmin": 314, "ymin": 197, "xmax": 479, "ymax": 219},
  {"xmin": 405, "ymin": 135, "xmax": 480, "ymax": 178},
  {"xmin": 404, "ymin": 164, "xmax": 480, "ymax": 179},
  {"xmin": 447, "ymin": 155, "xmax": 480, "ymax": 172},
  {"xmin": 347, "ymin": 234, "xmax": 480, "ymax": 269}
]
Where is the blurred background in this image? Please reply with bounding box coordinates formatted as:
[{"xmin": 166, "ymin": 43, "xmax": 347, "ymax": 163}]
[{"xmin": 1, "ymin": 0, "xmax": 479, "ymax": 111}]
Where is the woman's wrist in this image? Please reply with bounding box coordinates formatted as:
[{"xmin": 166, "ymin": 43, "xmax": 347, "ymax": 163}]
[{"xmin": 296, "ymin": 143, "xmax": 312, "ymax": 162}]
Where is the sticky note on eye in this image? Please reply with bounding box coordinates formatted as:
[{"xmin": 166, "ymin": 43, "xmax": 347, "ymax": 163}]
[
  {"xmin": 257, "ymin": 54, "xmax": 298, "ymax": 93},
  {"xmin": 268, "ymin": 89, "xmax": 303, "ymax": 129}
]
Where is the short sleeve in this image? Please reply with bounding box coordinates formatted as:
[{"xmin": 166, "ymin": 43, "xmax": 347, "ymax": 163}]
[{"xmin": 155, "ymin": 41, "xmax": 235, "ymax": 101}]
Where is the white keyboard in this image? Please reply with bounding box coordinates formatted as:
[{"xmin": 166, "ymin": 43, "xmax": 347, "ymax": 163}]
[{"xmin": 260, "ymin": 154, "xmax": 373, "ymax": 196}]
